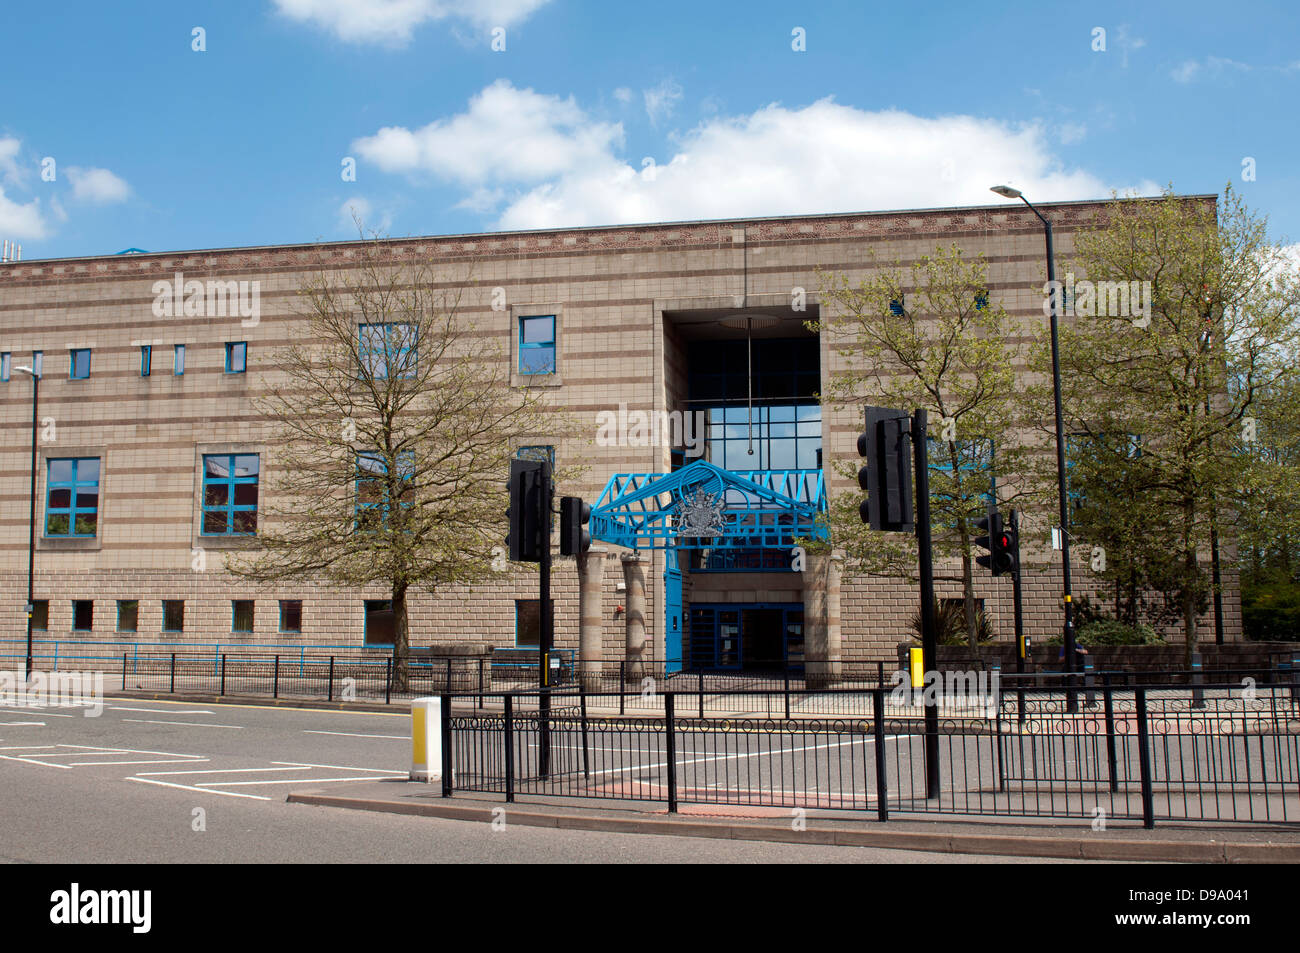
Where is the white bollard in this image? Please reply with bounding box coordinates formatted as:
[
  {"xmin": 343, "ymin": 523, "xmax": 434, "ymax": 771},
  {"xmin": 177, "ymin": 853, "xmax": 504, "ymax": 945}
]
[{"xmin": 410, "ymin": 696, "xmax": 443, "ymax": 782}]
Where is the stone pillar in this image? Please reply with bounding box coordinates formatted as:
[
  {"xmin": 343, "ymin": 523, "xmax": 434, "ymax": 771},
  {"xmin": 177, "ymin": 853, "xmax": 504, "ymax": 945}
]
[
  {"xmin": 804, "ymin": 551, "xmax": 843, "ymax": 688},
  {"xmin": 577, "ymin": 548, "xmax": 606, "ymax": 691},
  {"xmin": 621, "ymin": 553, "xmax": 647, "ymax": 682}
]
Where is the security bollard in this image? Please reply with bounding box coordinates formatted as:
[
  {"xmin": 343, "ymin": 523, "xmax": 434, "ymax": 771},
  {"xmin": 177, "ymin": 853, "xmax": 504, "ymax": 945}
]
[{"xmin": 410, "ymin": 696, "xmax": 444, "ymax": 783}]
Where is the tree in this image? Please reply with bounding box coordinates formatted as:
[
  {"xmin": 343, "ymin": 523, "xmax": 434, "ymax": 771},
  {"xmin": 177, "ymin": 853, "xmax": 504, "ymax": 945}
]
[
  {"xmin": 228, "ymin": 237, "xmax": 569, "ymax": 688},
  {"xmin": 815, "ymin": 244, "xmax": 1034, "ymax": 647},
  {"xmin": 1038, "ymin": 186, "xmax": 1300, "ymax": 663}
]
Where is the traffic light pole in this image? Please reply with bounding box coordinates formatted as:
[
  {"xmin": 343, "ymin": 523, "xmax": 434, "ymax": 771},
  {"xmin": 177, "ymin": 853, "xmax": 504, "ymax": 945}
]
[
  {"xmin": 911, "ymin": 408, "xmax": 940, "ymax": 800},
  {"xmin": 1010, "ymin": 509, "xmax": 1026, "ymax": 722},
  {"xmin": 538, "ymin": 462, "xmax": 553, "ymax": 779}
]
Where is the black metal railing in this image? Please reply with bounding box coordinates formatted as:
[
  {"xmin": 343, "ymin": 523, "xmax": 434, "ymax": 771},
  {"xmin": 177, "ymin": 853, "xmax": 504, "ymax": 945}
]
[{"xmin": 441, "ymin": 682, "xmax": 1300, "ymax": 828}]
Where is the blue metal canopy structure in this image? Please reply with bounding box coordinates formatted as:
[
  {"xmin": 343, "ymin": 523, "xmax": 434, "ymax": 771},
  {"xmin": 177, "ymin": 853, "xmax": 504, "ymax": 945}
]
[{"xmin": 590, "ymin": 459, "xmax": 827, "ymax": 551}]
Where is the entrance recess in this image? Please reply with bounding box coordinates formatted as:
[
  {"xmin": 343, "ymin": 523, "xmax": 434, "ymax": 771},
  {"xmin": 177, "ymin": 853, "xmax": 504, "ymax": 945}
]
[{"xmin": 688, "ymin": 603, "xmax": 804, "ymax": 672}]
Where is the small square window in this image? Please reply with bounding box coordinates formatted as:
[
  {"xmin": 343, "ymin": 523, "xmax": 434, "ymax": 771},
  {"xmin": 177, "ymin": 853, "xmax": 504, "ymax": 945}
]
[
  {"xmin": 1, "ymin": 352, "xmax": 9, "ymax": 382},
  {"xmin": 163, "ymin": 600, "xmax": 185, "ymax": 633},
  {"xmin": 518, "ymin": 315, "xmax": 556, "ymax": 375},
  {"xmin": 280, "ymin": 600, "xmax": 303, "ymax": 633},
  {"xmin": 72, "ymin": 600, "xmax": 93, "ymax": 631},
  {"xmin": 31, "ymin": 600, "xmax": 48, "ymax": 630},
  {"xmin": 141, "ymin": 346, "xmax": 152, "ymax": 377},
  {"xmin": 174, "ymin": 344, "xmax": 185, "ymax": 375},
  {"xmin": 364, "ymin": 600, "xmax": 394, "ymax": 646},
  {"xmin": 117, "ymin": 600, "xmax": 139, "ymax": 633},
  {"xmin": 975, "ymin": 290, "xmax": 989, "ymax": 311},
  {"xmin": 889, "ymin": 297, "xmax": 905, "ymax": 316},
  {"xmin": 70, "ymin": 349, "xmax": 91, "ymax": 379},
  {"xmin": 232, "ymin": 600, "xmax": 254, "ymax": 633},
  {"xmin": 226, "ymin": 342, "xmax": 247, "ymax": 374}
]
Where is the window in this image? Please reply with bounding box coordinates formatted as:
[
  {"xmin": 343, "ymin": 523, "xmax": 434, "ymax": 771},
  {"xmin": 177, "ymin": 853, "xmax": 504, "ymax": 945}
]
[
  {"xmin": 232, "ymin": 600, "xmax": 254, "ymax": 633},
  {"xmin": 202, "ymin": 454, "xmax": 259, "ymax": 535},
  {"xmin": 225, "ymin": 342, "xmax": 247, "ymax": 374},
  {"xmin": 363, "ymin": 600, "xmax": 394, "ymax": 646},
  {"xmin": 69, "ymin": 348, "xmax": 91, "ymax": 379},
  {"xmin": 518, "ymin": 315, "xmax": 556, "ymax": 374},
  {"xmin": 279, "ymin": 600, "xmax": 303, "ymax": 634},
  {"xmin": 117, "ymin": 600, "xmax": 138, "ymax": 633},
  {"xmin": 140, "ymin": 346, "xmax": 151, "ymax": 377},
  {"xmin": 45, "ymin": 458, "xmax": 100, "ymax": 537},
  {"xmin": 975, "ymin": 290, "xmax": 989, "ymax": 311},
  {"xmin": 927, "ymin": 437, "xmax": 996, "ymax": 512},
  {"xmin": 514, "ymin": 599, "xmax": 554, "ymax": 648},
  {"xmin": 174, "ymin": 344, "xmax": 185, "ymax": 375},
  {"xmin": 72, "ymin": 600, "xmax": 93, "ymax": 631},
  {"xmin": 355, "ymin": 452, "xmax": 414, "ymax": 530},
  {"xmin": 516, "ymin": 445, "xmax": 554, "ymax": 467},
  {"xmin": 889, "ymin": 297, "xmax": 905, "ymax": 316},
  {"xmin": 1, "ymin": 352, "xmax": 9, "ymax": 381},
  {"xmin": 359, "ymin": 323, "xmax": 417, "ymax": 380},
  {"xmin": 162, "ymin": 600, "xmax": 185, "ymax": 633},
  {"xmin": 31, "ymin": 600, "xmax": 48, "ymax": 631}
]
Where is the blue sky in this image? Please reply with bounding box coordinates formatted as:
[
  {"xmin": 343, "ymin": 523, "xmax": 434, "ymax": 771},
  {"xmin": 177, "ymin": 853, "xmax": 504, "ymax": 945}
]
[{"xmin": 2, "ymin": 0, "xmax": 1298, "ymax": 260}]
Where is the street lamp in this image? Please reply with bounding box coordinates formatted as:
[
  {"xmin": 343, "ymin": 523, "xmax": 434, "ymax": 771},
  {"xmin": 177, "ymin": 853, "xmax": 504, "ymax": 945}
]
[
  {"xmin": 989, "ymin": 186, "xmax": 1078, "ymax": 694},
  {"xmin": 14, "ymin": 363, "xmax": 39, "ymax": 680}
]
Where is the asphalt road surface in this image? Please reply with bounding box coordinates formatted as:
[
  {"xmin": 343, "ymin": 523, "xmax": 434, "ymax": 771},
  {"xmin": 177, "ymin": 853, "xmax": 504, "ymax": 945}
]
[{"xmin": 0, "ymin": 696, "xmax": 1080, "ymax": 864}]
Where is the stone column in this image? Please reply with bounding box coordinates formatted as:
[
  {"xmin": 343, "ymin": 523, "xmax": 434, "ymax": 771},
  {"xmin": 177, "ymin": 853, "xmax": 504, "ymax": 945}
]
[
  {"xmin": 577, "ymin": 548, "xmax": 606, "ymax": 691},
  {"xmin": 804, "ymin": 551, "xmax": 843, "ymax": 688},
  {"xmin": 621, "ymin": 553, "xmax": 647, "ymax": 683}
]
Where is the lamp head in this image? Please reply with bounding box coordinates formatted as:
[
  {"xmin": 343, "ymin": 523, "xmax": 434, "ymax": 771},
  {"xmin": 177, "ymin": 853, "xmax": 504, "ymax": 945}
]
[{"xmin": 990, "ymin": 185, "xmax": 1023, "ymax": 199}]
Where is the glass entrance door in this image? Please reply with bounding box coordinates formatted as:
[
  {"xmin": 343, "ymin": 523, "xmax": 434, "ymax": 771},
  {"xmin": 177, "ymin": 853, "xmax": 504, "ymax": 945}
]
[{"xmin": 688, "ymin": 603, "xmax": 804, "ymax": 672}]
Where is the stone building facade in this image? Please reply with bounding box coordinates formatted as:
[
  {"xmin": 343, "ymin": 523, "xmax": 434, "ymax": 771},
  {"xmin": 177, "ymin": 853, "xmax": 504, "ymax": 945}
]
[{"xmin": 0, "ymin": 196, "xmax": 1241, "ymax": 670}]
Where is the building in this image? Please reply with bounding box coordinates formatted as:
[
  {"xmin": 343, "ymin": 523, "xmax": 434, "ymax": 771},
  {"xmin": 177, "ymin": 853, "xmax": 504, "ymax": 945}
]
[{"xmin": 0, "ymin": 197, "xmax": 1242, "ymax": 672}]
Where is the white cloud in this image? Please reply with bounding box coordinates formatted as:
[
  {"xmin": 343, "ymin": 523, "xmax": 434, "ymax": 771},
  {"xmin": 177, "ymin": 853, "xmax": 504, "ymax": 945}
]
[
  {"xmin": 643, "ymin": 78, "xmax": 683, "ymax": 127},
  {"xmin": 1171, "ymin": 60, "xmax": 1200, "ymax": 83},
  {"xmin": 353, "ymin": 85, "xmax": 1158, "ymax": 231},
  {"xmin": 1172, "ymin": 55, "xmax": 1257, "ymax": 83},
  {"xmin": 338, "ymin": 196, "xmax": 393, "ymax": 234},
  {"xmin": 272, "ymin": 0, "xmax": 552, "ymax": 45},
  {"xmin": 612, "ymin": 87, "xmax": 633, "ymax": 104},
  {"xmin": 0, "ymin": 188, "xmax": 47, "ymax": 240},
  {"xmin": 0, "ymin": 137, "xmax": 22, "ymax": 186},
  {"xmin": 352, "ymin": 79, "xmax": 622, "ymax": 186},
  {"xmin": 65, "ymin": 166, "xmax": 130, "ymax": 204}
]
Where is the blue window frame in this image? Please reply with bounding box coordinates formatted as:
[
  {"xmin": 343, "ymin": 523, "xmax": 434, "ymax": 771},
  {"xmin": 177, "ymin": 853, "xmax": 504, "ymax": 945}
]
[
  {"xmin": 975, "ymin": 290, "xmax": 989, "ymax": 311},
  {"xmin": 889, "ymin": 297, "xmax": 905, "ymax": 316},
  {"xmin": 174, "ymin": 344, "xmax": 185, "ymax": 375},
  {"xmin": 518, "ymin": 315, "xmax": 556, "ymax": 374},
  {"xmin": 355, "ymin": 452, "xmax": 414, "ymax": 529},
  {"xmin": 232, "ymin": 600, "xmax": 254, "ymax": 633},
  {"xmin": 117, "ymin": 600, "xmax": 139, "ymax": 633},
  {"xmin": 359, "ymin": 323, "xmax": 417, "ymax": 380},
  {"xmin": 140, "ymin": 346, "xmax": 151, "ymax": 377},
  {"xmin": 70, "ymin": 348, "xmax": 91, "ymax": 379},
  {"xmin": 279, "ymin": 600, "xmax": 303, "ymax": 634},
  {"xmin": 225, "ymin": 342, "xmax": 247, "ymax": 374},
  {"xmin": 162, "ymin": 600, "xmax": 184, "ymax": 633},
  {"xmin": 516, "ymin": 445, "xmax": 554, "ymax": 467},
  {"xmin": 45, "ymin": 457, "xmax": 100, "ymax": 537},
  {"xmin": 201, "ymin": 454, "xmax": 259, "ymax": 535},
  {"xmin": 1, "ymin": 352, "xmax": 9, "ymax": 382}
]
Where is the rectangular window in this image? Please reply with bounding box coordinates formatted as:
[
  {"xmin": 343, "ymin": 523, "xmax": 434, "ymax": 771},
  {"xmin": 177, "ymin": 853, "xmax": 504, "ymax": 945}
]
[
  {"xmin": 514, "ymin": 599, "xmax": 554, "ymax": 648},
  {"xmin": 279, "ymin": 600, "xmax": 303, "ymax": 634},
  {"xmin": 141, "ymin": 346, "xmax": 152, "ymax": 377},
  {"xmin": 202, "ymin": 454, "xmax": 259, "ymax": 535},
  {"xmin": 358, "ymin": 323, "xmax": 417, "ymax": 380},
  {"xmin": 975, "ymin": 290, "xmax": 989, "ymax": 311},
  {"xmin": 117, "ymin": 600, "xmax": 139, "ymax": 633},
  {"xmin": 45, "ymin": 457, "xmax": 100, "ymax": 537},
  {"xmin": 232, "ymin": 600, "xmax": 254, "ymax": 633},
  {"xmin": 1, "ymin": 352, "xmax": 9, "ymax": 381},
  {"xmin": 355, "ymin": 452, "xmax": 414, "ymax": 530},
  {"xmin": 889, "ymin": 297, "xmax": 905, "ymax": 316},
  {"xmin": 518, "ymin": 315, "xmax": 556, "ymax": 374},
  {"xmin": 174, "ymin": 344, "xmax": 185, "ymax": 375},
  {"xmin": 72, "ymin": 600, "xmax": 93, "ymax": 632},
  {"xmin": 31, "ymin": 600, "xmax": 48, "ymax": 631},
  {"xmin": 69, "ymin": 348, "xmax": 91, "ymax": 379},
  {"xmin": 225, "ymin": 342, "xmax": 247, "ymax": 374},
  {"xmin": 516, "ymin": 445, "xmax": 554, "ymax": 468},
  {"xmin": 162, "ymin": 600, "xmax": 185, "ymax": 633},
  {"xmin": 363, "ymin": 600, "xmax": 394, "ymax": 646},
  {"xmin": 927, "ymin": 437, "xmax": 996, "ymax": 511}
]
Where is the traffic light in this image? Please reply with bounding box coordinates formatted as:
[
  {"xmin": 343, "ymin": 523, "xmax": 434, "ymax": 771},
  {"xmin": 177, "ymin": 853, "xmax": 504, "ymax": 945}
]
[
  {"xmin": 559, "ymin": 496, "xmax": 591, "ymax": 555},
  {"xmin": 857, "ymin": 407, "xmax": 914, "ymax": 532},
  {"xmin": 507, "ymin": 458, "xmax": 545, "ymax": 562},
  {"xmin": 974, "ymin": 508, "xmax": 1017, "ymax": 576}
]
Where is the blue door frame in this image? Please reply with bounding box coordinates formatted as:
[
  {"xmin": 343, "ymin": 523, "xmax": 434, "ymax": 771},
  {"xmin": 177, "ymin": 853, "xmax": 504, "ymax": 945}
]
[{"xmin": 687, "ymin": 602, "xmax": 804, "ymax": 672}]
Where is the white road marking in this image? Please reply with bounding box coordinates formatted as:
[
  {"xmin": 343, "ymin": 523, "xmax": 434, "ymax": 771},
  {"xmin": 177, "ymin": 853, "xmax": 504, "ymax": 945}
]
[
  {"xmin": 54, "ymin": 743, "xmax": 204, "ymax": 758},
  {"xmin": 108, "ymin": 707, "xmax": 214, "ymax": 714},
  {"xmin": 303, "ymin": 730, "xmax": 406, "ymax": 739},
  {"xmin": 0, "ymin": 721, "xmax": 45, "ymax": 726},
  {"xmin": 200, "ymin": 775, "xmax": 404, "ymax": 787},
  {"xmin": 122, "ymin": 719, "xmax": 243, "ymax": 729},
  {"xmin": 136, "ymin": 766, "xmax": 312, "ymax": 777},
  {"xmin": 0, "ymin": 707, "xmax": 75, "ymax": 717},
  {"xmin": 72, "ymin": 759, "xmax": 209, "ymax": 766},
  {"xmin": 126, "ymin": 776, "xmax": 272, "ymax": 801},
  {"xmin": 271, "ymin": 761, "xmax": 402, "ymax": 773},
  {"xmin": 0, "ymin": 753, "xmax": 72, "ymax": 769}
]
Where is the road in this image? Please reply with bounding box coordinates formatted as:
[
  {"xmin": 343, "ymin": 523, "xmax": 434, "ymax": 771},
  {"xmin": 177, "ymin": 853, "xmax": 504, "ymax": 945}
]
[{"xmin": 0, "ymin": 696, "xmax": 1071, "ymax": 864}]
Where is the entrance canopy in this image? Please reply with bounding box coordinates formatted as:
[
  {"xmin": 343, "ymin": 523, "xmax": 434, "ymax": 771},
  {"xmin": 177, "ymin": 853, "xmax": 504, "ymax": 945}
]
[{"xmin": 590, "ymin": 459, "xmax": 826, "ymax": 551}]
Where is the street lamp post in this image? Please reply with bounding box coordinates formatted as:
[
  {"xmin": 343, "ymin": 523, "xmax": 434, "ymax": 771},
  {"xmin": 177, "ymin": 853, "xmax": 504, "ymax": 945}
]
[
  {"xmin": 990, "ymin": 186, "xmax": 1078, "ymax": 701},
  {"xmin": 15, "ymin": 363, "xmax": 39, "ymax": 680}
]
